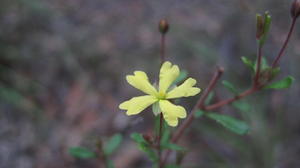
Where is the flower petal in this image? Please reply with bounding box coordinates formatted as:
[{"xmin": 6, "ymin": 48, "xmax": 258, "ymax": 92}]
[
  {"xmin": 159, "ymin": 61, "xmax": 180, "ymax": 93},
  {"xmin": 119, "ymin": 95, "xmax": 158, "ymax": 115},
  {"xmin": 126, "ymin": 71, "xmax": 157, "ymax": 95},
  {"xmin": 166, "ymin": 78, "xmax": 201, "ymax": 99},
  {"xmin": 159, "ymin": 100, "xmax": 187, "ymax": 127}
]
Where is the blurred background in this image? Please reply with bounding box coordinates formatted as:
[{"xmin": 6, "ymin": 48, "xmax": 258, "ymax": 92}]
[{"xmin": 1, "ymin": 0, "xmax": 300, "ymax": 167}]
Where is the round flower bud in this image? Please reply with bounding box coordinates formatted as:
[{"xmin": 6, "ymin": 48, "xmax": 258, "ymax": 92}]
[
  {"xmin": 291, "ymin": 0, "xmax": 300, "ymax": 18},
  {"xmin": 158, "ymin": 19, "xmax": 169, "ymax": 34}
]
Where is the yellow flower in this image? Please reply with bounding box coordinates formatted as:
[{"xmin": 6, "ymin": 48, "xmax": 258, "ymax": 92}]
[{"xmin": 119, "ymin": 61, "xmax": 201, "ymax": 127}]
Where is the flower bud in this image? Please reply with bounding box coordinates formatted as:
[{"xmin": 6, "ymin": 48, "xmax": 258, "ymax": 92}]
[
  {"xmin": 158, "ymin": 19, "xmax": 169, "ymax": 34},
  {"xmin": 291, "ymin": 0, "xmax": 300, "ymax": 18},
  {"xmin": 256, "ymin": 14, "xmax": 264, "ymax": 39}
]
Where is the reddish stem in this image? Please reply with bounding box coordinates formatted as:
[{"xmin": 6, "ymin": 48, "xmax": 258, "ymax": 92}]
[
  {"xmin": 171, "ymin": 67, "xmax": 224, "ymax": 143},
  {"xmin": 204, "ymin": 87, "xmax": 258, "ymax": 111},
  {"xmin": 160, "ymin": 34, "xmax": 166, "ymax": 65},
  {"xmin": 272, "ymin": 17, "xmax": 297, "ymax": 68},
  {"xmin": 160, "ymin": 13, "xmax": 298, "ymax": 167},
  {"xmin": 158, "ymin": 29, "xmax": 166, "ymax": 168},
  {"xmin": 161, "ymin": 67, "xmax": 224, "ymax": 167}
]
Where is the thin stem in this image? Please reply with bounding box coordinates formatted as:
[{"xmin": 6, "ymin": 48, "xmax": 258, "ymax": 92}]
[
  {"xmin": 160, "ymin": 14, "xmax": 298, "ymax": 168},
  {"xmin": 204, "ymin": 87, "xmax": 258, "ymax": 111},
  {"xmin": 272, "ymin": 17, "xmax": 297, "ymax": 68},
  {"xmin": 158, "ymin": 113, "xmax": 163, "ymax": 168},
  {"xmin": 161, "ymin": 67, "xmax": 224, "ymax": 167},
  {"xmin": 158, "ymin": 29, "xmax": 166, "ymax": 168},
  {"xmin": 160, "ymin": 34, "xmax": 166, "ymax": 65},
  {"xmin": 254, "ymin": 44, "xmax": 263, "ymax": 85},
  {"xmin": 171, "ymin": 67, "xmax": 224, "ymax": 143}
]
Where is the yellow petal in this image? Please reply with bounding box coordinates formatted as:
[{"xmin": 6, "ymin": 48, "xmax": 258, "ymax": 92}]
[
  {"xmin": 126, "ymin": 71, "xmax": 157, "ymax": 95},
  {"xmin": 166, "ymin": 78, "xmax": 201, "ymax": 99},
  {"xmin": 159, "ymin": 100, "xmax": 187, "ymax": 127},
  {"xmin": 119, "ymin": 95, "xmax": 158, "ymax": 115},
  {"xmin": 159, "ymin": 61, "xmax": 180, "ymax": 94}
]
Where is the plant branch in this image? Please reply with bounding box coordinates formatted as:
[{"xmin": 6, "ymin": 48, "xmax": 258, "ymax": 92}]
[
  {"xmin": 171, "ymin": 66, "xmax": 224, "ymax": 143},
  {"xmin": 204, "ymin": 86, "xmax": 258, "ymax": 111},
  {"xmin": 160, "ymin": 10, "xmax": 299, "ymax": 167},
  {"xmin": 161, "ymin": 67, "xmax": 224, "ymax": 167},
  {"xmin": 272, "ymin": 17, "xmax": 297, "ymax": 68}
]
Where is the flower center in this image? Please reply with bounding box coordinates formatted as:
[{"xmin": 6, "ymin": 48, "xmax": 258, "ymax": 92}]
[{"xmin": 156, "ymin": 91, "xmax": 166, "ymax": 100}]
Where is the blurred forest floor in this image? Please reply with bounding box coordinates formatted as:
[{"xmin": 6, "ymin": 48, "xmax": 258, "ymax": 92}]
[{"xmin": 1, "ymin": 0, "xmax": 300, "ymax": 168}]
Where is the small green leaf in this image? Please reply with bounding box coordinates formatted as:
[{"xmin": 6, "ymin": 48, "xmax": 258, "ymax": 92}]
[
  {"xmin": 241, "ymin": 56, "xmax": 255, "ymax": 72},
  {"xmin": 103, "ymin": 134, "xmax": 123, "ymax": 156},
  {"xmin": 130, "ymin": 133, "xmax": 147, "ymax": 144},
  {"xmin": 152, "ymin": 102, "xmax": 161, "ymax": 116},
  {"xmin": 204, "ymin": 92, "xmax": 214, "ymax": 105},
  {"xmin": 264, "ymin": 76, "xmax": 294, "ymax": 89},
  {"xmin": 232, "ymin": 101, "xmax": 251, "ymax": 112},
  {"xmin": 205, "ymin": 112, "xmax": 250, "ymax": 135},
  {"xmin": 131, "ymin": 133, "xmax": 158, "ymax": 162},
  {"xmin": 138, "ymin": 143, "xmax": 158, "ymax": 162},
  {"xmin": 260, "ymin": 57, "xmax": 269, "ymax": 71},
  {"xmin": 174, "ymin": 70, "xmax": 188, "ymax": 85},
  {"xmin": 254, "ymin": 57, "xmax": 269, "ymax": 72},
  {"xmin": 194, "ymin": 110, "xmax": 205, "ymax": 118},
  {"xmin": 68, "ymin": 147, "xmax": 97, "ymax": 159},
  {"xmin": 222, "ymin": 80, "xmax": 238, "ymax": 94},
  {"xmin": 162, "ymin": 143, "xmax": 186, "ymax": 151},
  {"xmin": 164, "ymin": 164, "xmax": 181, "ymax": 168}
]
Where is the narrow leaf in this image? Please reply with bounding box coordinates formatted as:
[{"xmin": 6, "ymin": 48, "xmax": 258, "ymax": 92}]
[
  {"xmin": 138, "ymin": 143, "xmax": 158, "ymax": 162},
  {"xmin": 162, "ymin": 143, "xmax": 186, "ymax": 151},
  {"xmin": 131, "ymin": 133, "xmax": 147, "ymax": 144},
  {"xmin": 241, "ymin": 56, "xmax": 255, "ymax": 72},
  {"xmin": 264, "ymin": 76, "xmax": 294, "ymax": 89},
  {"xmin": 68, "ymin": 147, "xmax": 97, "ymax": 159},
  {"xmin": 204, "ymin": 92, "xmax": 214, "ymax": 105},
  {"xmin": 205, "ymin": 112, "xmax": 250, "ymax": 135},
  {"xmin": 222, "ymin": 80, "xmax": 238, "ymax": 94},
  {"xmin": 103, "ymin": 134, "xmax": 123, "ymax": 156},
  {"xmin": 254, "ymin": 57, "xmax": 269, "ymax": 72},
  {"xmin": 233, "ymin": 101, "xmax": 251, "ymax": 112},
  {"xmin": 131, "ymin": 133, "xmax": 158, "ymax": 162}
]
